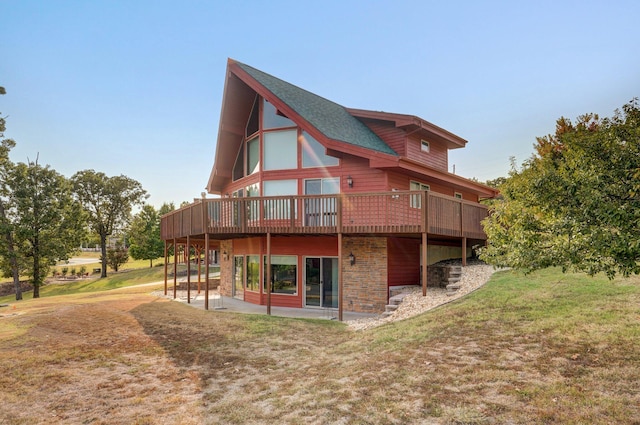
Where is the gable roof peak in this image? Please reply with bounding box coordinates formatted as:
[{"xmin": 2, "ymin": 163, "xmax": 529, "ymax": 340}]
[{"xmin": 228, "ymin": 59, "xmax": 397, "ymax": 156}]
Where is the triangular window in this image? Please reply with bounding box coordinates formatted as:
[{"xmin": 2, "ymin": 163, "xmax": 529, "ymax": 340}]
[
  {"xmin": 245, "ymin": 95, "xmax": 259, "ymax": 137},
  {"xmin": 263, "ymin": 99, "xmax": 294, "ymax": 129},
  {"xmin": 232, "ymin": 140, "xmax": 244, "ymax": 181}
]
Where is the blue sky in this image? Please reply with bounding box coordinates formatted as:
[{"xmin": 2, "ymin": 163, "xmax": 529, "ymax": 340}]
[{"xmin": 2, "ymin": 0, "xmax": 639, "ymax": 208}]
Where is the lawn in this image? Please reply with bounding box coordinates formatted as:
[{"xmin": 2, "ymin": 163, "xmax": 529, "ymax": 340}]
[{"xmin": 0, "ymin": 268, "xmax": 638, "ymax": 424}]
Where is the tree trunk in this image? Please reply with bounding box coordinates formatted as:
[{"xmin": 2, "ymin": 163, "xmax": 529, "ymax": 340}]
[
  {"xmin": 100, "ymin": 234, "xmax": 108, "ymax": 278},
  {"xmin": 149, "ymin": 259, "xmax": 153, "ymax": 268},
  {"xmin": 0, "ymin": 201, "xmax": 21, "ymax": 300},
  {"xmin": 32, "ymin": 234, "xmax": 41, "ymax": 298}
]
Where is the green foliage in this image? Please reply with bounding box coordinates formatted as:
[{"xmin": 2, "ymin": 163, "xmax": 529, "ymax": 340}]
[
  {"xmin": 8, "ymin": 159, "xmax": 86, "ymax": 296},
  {"xmin": 71, "ymin": 170, "xmax": 147, "ymax": 277},
  {"xmin": 481, "ymin": 99, "xmax": 640, "ymax": 278},
  {"xmin": 128, "ymin": 204, "xmax": 165, "ymax": 267},
  {"xmin": 103, "ymin": 242, "xmax": 129, "ymax": 272}
]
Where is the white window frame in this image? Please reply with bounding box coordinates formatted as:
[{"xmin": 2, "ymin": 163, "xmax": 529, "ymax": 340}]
[
  {"xmin": 410, "ymin": 180, "xmax": 430, "ymax": 208},
  {"xmin": 421, "ymin": 140, "xmax": 430, "ymax": 153}
]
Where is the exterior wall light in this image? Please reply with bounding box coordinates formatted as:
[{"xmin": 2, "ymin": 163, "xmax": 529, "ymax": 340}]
[
  {"xmin": 347, "ymin": 175, "xmax": 353, "ymax": 188},
  {"xmin": 348, "ymin": 252, "xmax": 356, "ymax": 266},
  {"xmin": 223, "ymin": 251, "xmax": 229, "ymax": 261}
]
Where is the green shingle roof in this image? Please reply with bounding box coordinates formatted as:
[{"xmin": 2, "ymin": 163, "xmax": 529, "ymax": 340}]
[{"xmin": 235, "ymin": 62, "xmax": 397, "ymax": 156}]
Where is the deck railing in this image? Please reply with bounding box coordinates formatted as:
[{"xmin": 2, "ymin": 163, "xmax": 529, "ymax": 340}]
[{"xmin": 161, "ymin": 191, "xmax": 488, "ymax": 240}]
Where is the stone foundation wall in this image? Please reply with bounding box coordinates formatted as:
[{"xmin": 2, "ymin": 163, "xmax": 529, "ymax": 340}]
[
  {"xmin": 342, "ymin": 237, "xmax": 388, "ymax": 313},
  {"xmin": 219, "ymin": 240, "xmax": 233, "ymax": 297}
]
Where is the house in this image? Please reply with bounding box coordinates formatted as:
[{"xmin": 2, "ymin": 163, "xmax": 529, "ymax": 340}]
[{"xmin": 160, "ymin": 58, "xmax": 498, "ymax": 319}]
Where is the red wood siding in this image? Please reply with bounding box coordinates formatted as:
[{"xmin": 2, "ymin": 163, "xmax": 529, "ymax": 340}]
[
  {"xmin": 387, "ymin": 237, "xmax": 420, "ymax": 286},
  {"xmin": 340, "ymin": 155, "xmax": 388, "ymax": 193},
  {"xmin": 387, "ymin": 171, "xmax": 479, "ymax": 202},
  {"xmin": 358, "ymin": 118, "xmax": 407, "ymax": 156},
  {"xmin": 407, "ymin": 135, "xmax": 448, "ymax": 171}
]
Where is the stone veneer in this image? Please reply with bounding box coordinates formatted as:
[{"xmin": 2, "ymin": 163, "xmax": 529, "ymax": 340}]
[
  {"xmin": 219, "ymin": 239, "xmax": 233, "ymax": 297},
  {"xmin": 342, "ymin": 237, "xmax": 388, "ymax": 313}
]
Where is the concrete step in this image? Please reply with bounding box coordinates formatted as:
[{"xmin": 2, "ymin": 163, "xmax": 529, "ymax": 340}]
[
  {"xmin": 385, "ymin": 304, "xmax": 399, "ymax": 313},
  {"xmin": 388, "ymin": 292, "xmax": 411, "ymax": 305},
  {"xmin": 389, "ymin": 285, "xmax": 419, "ymax": 298},
  {"xmin": 446, "ymin": 283, "xmax": 462, "ymax": 290}
]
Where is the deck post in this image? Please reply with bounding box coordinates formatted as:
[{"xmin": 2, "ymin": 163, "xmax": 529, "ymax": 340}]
[
  {"xmin": 205, "ymin": 234, "xmax": 210, "ymax": 310},
  {"xmin": 196, "ymin": 245, "xmax": 202, "ymax": 294},
  {"xmin": 422, "ymin": 232, "xmax": 428, "ymax": 297},
  {"xmin": 462, "ymin": 237, "xmax": 467, "ymax": 266},
  {"xmin": 338, "ymin": 233, "xmax": 343, "ymax": 321},
  {"xmin": 163, "ymin": 240, "xmax": 168, "ymax": 296},
  {"xmin": 173, "ymin": 238, "xmax": 177, "ymax": 299},
  {"xmin": 266, "ymin": 233, "xmax": 272, "ymax": 316},
  {"xmin": 186, "ymin": 235, "xmax": 191, "ymax": 304}
]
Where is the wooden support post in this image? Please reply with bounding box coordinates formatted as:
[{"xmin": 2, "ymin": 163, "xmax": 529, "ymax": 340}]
[
  {"xmin": 186, "ymin": 236, "xmax": 191, "ymax": 304},
  {"xmin": 422, "ymin": 232, "xmax": 428, "ymax": 297},
  {"xmin": 163, "ymin": 240, "xmax": 168, "ymax": 296},
  {"xmin": 173, "ymin": 239, "xmax": 177, "ymax": 299},
  {"xmin": 266, "ymin": 233, "xmax": 272, "ymax": 316},
  {"xmin": 205, "ymin": 234, "xmax": 210, "ymax": 311},
  {"xmin": 338, "ymin": 233, "xmax": 343, "ymax": 322},
  {"xmin": 197, "ymin": 245, "xmax": 202, "ymax": 294},
  {"xmin": 462, "ymin": 237, "xmax": 467, "ymax": 266}
]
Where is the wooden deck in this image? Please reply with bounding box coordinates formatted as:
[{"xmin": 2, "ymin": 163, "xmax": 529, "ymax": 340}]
[{"xmin": 161, "ymin": 191, "xmax": 488, "ymax": 241}]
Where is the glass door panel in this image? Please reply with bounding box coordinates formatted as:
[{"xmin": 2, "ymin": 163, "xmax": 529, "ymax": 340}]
[
  {"xmin": 233, "ymin": 256, "xmax": 244, "ymax": 300},
  {"xmin": 305, "ymin": 258, "xmax": 321, "ymax": 307},
  {"xmin": 322, "ymin": 258, "xmax": 338, "ymax": 308}
]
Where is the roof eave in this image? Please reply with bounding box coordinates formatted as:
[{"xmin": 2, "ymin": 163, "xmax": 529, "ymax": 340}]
[{"xmin": 347, "ymin": 108, "xmax": 467, "ymax": 150}]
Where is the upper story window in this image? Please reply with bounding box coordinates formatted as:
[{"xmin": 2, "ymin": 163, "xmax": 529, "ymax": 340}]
[
  {"xmin": 247, "ymin": 136, "xmax": 260, "ymax": 175},
  {"xmin": 421, "ymin": 140, "xmax": 430, "ymax": 153},
  {"xmin": 302, "ymin": 131, "xmax": 339, "ymax": 168},
  {"xmin": 264, "ymin": 129, "xmax": 297, "ymax": 170},
  {"xmin": 454, "ymin": 192, "xmax": 463, "ymax": 199},
  {"xmin": 263, "ymin": 99, "xmax": 295, "ymax": 129},
  {"xmin": 233, "ymin": 96, "xmax": 337, "ymax": 182},
  {"xmin": 232, "ymin": 141, "xmax": 245, "ymax": 181},
  {"xmin": 246, "ymin": 96, "xmax": 259, "ymax": 137}
]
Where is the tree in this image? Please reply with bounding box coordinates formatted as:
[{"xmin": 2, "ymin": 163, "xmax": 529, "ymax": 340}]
[
  {"xmin": 0, "ymin": 87, "xmax": 21, "ymax": 300},
  {"xmin": 480, "ymin": 99, "xmax": 640, "ymax": 278},
  {"xmin": 128, "ymin": 204, "xmax": 164, "ymax": 267},
  {"xmin": 0, "ymin": 128, "xmax": 22, "ymax": 299},
  {"xmin": 10, "ymin": 159, "xmax": 86, "ymax": 297},
  {"xmin": 71, "ymin": 170, "xmax": 148, "ymax": 278},
  {"xmin": 104, "ymin": 241, "xmax": 129, "ymax": 272}
]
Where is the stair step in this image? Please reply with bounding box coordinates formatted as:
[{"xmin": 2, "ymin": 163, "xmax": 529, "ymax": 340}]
[
  {"xmin": 385, "ymin": 304, "xmax": 399, "ymax": 312},
  {"xmin": 388, "ymin": 292, "xmax": 411, "ymax": 305},
  {"xmin": 380, "ymin": 310, "xmax": 394, "ymax": 318},
  {"xmin": 446, "ymin": 283, "xmax": 462, "ymax": 291},
  {"xmin": 389, "ymin": 285, "xmax": 419, "ymax": 298}
]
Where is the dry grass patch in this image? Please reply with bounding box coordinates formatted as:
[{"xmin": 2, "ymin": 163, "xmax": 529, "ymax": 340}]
[{"xmin": 1, "ymin": 268, "xmax": 639, "ymax": 424}]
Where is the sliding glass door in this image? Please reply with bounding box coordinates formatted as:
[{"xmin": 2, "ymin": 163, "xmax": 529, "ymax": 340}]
[{"xmin": 304, "ymin": 257, "xmax": 338, "ymax": 308}]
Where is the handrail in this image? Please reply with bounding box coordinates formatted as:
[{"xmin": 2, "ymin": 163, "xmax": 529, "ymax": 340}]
[{"xmin": 160, "ymin": 191, "xmax": 488, "ymax": 240}]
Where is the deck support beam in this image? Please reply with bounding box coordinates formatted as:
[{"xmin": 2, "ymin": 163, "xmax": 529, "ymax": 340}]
[
  {"xmin": 163, "ymin": 240, "xmax": 168, "ymax": 296},
  {"xmin": 422, "ymin": 232, "xmax": 428, "ymax": 296},
  {"xmin": 462, "ymin": 237, "xmax": 467, "ymax": 267},
  {"xmin": 173, "ymin": 238, "xmax": 177, "ymax": 299},
  {"xmin": 205, "ymin": 234, "xmax": 210, "ymax": 310},
  {"xmin": 338, "ymin": 233, "xmax": 343, "ymax": 321},
  {"xmin": 186, "ymin": 236, "xmax": 191, "ymax": 303},
  {"xmin": 266, "ymin": 233, "xmax": 272, "ymax": 316}
]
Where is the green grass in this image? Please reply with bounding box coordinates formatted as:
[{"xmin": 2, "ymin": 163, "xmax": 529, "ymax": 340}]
[{"xmin": 1, "ymin": 261, "xmax": 219, "ymax": 302}]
